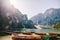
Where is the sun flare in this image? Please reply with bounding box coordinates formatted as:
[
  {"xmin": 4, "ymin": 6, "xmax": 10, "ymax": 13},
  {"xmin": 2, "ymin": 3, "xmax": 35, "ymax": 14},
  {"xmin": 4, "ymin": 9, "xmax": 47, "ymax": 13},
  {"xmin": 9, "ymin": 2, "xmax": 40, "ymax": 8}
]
[{"xmin": 10, "ymin": 0, "xmax": 17, "ymax": 6}]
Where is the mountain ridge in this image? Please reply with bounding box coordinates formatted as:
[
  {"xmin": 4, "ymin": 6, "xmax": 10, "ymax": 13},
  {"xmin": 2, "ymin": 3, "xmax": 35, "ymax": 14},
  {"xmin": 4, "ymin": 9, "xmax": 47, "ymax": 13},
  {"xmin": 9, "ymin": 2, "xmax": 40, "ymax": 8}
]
[{"xmin": 30, "ymin": 8, "xmax": 60, "ymax": 26}]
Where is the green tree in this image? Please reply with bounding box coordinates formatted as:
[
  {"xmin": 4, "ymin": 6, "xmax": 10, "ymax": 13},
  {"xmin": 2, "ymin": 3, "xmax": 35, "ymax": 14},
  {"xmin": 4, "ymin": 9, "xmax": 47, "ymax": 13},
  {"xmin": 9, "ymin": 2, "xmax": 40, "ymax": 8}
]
[{"xmin": 54, "ymin": 22, "xmax": 60, "ymax": 28}]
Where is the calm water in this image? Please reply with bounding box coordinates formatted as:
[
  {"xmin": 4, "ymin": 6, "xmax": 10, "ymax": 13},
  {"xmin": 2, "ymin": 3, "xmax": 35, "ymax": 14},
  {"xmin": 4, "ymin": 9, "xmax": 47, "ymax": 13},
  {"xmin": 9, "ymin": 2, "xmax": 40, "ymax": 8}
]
[
  {"xmin": 20, "ymin": 28, "xmax": 60, "ymax": 33},
  {"xmin": 0, "ymin": 28, "xmax": 60, "ymax": 40}
]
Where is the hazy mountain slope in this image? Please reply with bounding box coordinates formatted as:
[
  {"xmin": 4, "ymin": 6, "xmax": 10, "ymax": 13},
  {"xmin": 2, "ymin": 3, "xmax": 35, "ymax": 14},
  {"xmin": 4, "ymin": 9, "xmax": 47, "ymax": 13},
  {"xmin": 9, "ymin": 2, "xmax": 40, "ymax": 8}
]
[
  {"xmin": 31, "ymin": 8, "xmax": 60, "ymax": 25},
  {"xmin": 0, "ymin": 0, "xmax": 36, "ymax": 31},
  {"xmin": 31, "ymin": 13, "xmax": 44, "ymax": 24}
]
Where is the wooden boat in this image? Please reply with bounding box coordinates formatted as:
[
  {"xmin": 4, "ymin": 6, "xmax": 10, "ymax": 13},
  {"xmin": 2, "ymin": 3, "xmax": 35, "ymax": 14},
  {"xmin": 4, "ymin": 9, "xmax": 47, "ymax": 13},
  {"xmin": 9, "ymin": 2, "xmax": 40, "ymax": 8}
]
[
  {"xmin": 11, "ymin": 32, "xmax": 60, "ymax": 40},
  {"xmin": 11, "ymin": 32, "xmax": 42, "ymax": 40}
]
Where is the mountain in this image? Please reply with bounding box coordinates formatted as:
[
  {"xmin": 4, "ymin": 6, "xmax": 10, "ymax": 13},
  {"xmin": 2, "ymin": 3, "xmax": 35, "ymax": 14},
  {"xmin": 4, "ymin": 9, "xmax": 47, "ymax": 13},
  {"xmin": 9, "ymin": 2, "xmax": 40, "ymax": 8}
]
[
  {"xmin": 31, "ymin": 13, "xmax": 44, "ymax": 24},
  {"xmin": 0, "ymin": 0, "xmax": 36, "ymax": 31},
  {"xmin": 31, "ymin": 8, "xmax": 60, "ymax": 26}
]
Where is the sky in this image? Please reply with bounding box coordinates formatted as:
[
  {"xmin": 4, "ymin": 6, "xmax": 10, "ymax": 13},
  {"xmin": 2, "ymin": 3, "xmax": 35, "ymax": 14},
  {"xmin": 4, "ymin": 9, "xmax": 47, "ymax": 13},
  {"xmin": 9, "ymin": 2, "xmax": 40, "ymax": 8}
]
[{"xmin": 10, "ymin": 0, "xmax": 60, "ymax": 19}]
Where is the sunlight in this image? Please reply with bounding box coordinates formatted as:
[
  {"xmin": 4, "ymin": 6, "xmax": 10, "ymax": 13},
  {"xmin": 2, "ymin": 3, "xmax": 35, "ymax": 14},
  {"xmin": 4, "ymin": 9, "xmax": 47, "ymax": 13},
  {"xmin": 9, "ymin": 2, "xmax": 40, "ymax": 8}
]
[
  {"xmin": 10, "ymin": 0, "xmax": 17, "ymax": 6},
  {"xmin": 10, "ymin": 0, "xmax": 14, "ymax": 5}
]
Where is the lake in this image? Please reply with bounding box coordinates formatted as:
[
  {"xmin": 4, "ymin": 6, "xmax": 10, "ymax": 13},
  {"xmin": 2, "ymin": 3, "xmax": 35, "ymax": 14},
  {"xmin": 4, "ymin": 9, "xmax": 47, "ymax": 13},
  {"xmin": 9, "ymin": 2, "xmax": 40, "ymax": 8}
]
[
  {"xmin": 0, "ymin": 28, "xmax": 60, "ymax": 40},
  {"xmin": 20, "ymin": 28, "xmax": 60, "ymax": 33}
]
